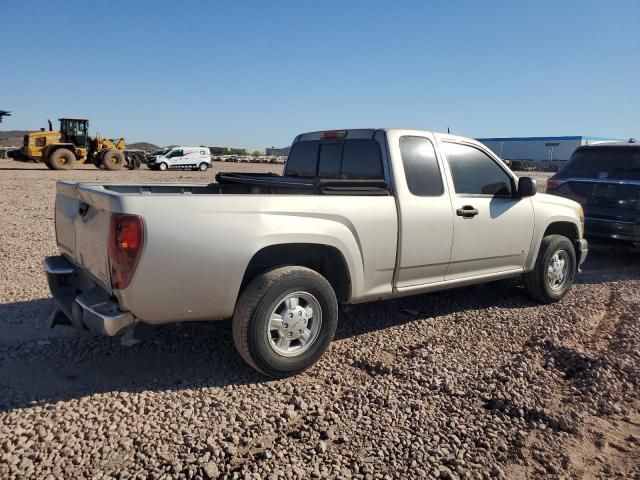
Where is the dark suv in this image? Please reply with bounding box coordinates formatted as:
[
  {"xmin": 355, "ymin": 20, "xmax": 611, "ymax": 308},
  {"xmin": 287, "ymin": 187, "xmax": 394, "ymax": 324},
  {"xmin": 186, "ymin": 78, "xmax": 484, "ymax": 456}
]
[{"xmin": 547, "ymin": 139, "xmax": 640, "ymax": 245}]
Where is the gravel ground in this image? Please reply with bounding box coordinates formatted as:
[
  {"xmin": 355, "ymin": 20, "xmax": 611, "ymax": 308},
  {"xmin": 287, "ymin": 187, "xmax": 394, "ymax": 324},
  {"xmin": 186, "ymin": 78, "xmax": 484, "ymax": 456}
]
[{"xmin": 1, "ymin": 159, "xmax": 639, "ymax": 479}]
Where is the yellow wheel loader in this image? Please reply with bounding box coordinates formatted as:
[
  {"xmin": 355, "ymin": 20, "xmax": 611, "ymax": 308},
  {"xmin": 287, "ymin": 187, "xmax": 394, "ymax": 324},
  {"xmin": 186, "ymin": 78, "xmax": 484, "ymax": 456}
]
[{"xmin": 14, "ymin": 118, "xmax": 139, "ymax": 171}]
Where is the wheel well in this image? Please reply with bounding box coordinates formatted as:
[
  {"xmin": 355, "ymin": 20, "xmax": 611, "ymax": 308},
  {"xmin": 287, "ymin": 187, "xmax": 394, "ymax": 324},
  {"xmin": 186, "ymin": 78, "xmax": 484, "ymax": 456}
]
[
  {"xmin": 543, "ymin": 221, "xmax": 579, "ymax": 243},
  {"xmin": 241, "ymin": 244, "xmax": 351, "ymax": 302}
]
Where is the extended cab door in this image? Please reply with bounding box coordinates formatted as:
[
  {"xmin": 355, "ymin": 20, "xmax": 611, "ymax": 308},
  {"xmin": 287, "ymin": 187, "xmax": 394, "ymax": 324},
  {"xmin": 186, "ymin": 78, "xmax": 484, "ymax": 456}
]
[
  {"xmin": 440, "ymin": 141, "xmax": 534, "ymax": 280},
  {"xmin": 388, "ymin": 130, "xmax": 454, "ymax": 288}
]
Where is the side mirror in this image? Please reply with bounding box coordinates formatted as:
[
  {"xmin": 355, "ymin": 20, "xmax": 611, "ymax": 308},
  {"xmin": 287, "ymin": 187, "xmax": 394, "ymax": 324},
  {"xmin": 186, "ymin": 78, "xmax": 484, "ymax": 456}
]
[{"xmin": 517, "ymin": 177, "xmax": 537, "ymax": 197}]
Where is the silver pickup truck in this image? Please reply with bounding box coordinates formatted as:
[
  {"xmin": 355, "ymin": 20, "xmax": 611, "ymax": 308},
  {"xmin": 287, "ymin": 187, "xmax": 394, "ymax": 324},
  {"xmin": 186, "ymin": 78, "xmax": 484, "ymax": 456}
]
[{"xmin": 45, "ymin": 129, "xmax": 587, "ymax": 377}]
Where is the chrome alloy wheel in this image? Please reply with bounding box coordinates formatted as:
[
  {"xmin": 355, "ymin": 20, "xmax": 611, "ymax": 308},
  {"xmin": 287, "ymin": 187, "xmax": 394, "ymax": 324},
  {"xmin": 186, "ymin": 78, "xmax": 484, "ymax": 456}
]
[
  {"xmin": 547, "ymin": 250, "xmax": 569, "ymax": 291},
  {"xmin": 267, "ymin": 291, "xmax": 322, "ymax": 357}
]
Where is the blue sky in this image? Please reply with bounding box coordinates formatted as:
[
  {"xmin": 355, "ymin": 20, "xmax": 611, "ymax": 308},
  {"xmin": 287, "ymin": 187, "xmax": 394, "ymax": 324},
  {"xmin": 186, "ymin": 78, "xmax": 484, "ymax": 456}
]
[{"xmin": 1, "ymin": 0, "xmax": 638, "ymax": 149}]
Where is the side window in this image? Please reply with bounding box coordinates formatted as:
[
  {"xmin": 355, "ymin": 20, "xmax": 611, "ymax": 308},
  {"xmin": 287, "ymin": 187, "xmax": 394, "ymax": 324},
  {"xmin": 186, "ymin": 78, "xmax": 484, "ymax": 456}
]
[
  {"xmin": 443, "ymin": 143, "xmax": 512, "ymax": 196},
  {"xmin": 200, "ymin": 150, "xmax": 206, "ymax": 155},
  {"xmin": 169, "ymin": 149, "xmax": 183, "ymax": 158},
  {"xmin": 399, "ymin": 136, "xmax": 444, "ymax": 196}
]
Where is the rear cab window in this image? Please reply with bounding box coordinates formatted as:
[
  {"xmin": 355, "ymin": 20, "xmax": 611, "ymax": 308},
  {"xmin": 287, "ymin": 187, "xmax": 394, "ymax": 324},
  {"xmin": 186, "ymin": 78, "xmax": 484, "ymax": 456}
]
[{"xmin": 285, "ymin": 138, "xmax": 384, "ymax": 180}]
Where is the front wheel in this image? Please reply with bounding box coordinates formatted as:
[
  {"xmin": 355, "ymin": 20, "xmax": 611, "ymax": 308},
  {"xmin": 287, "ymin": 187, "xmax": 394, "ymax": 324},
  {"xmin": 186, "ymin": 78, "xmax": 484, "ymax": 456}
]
[
  {"xmin": 232, "ymin": 266, "xmax": 338, "ymax": 378},
  {"xmin": 158, "ymin": 162, "xmax": 168, "ymax": 171},
  {"xmin": 524, "ymin": 234, "xmax": 576, "ymax": 304}
]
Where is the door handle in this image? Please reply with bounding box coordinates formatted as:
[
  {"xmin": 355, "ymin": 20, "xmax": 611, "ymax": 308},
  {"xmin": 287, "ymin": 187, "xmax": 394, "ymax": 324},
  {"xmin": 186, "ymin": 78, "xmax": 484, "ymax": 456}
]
[{"xmin": 456, "ymin": 205, "xmax": 479, "ymax": 218}]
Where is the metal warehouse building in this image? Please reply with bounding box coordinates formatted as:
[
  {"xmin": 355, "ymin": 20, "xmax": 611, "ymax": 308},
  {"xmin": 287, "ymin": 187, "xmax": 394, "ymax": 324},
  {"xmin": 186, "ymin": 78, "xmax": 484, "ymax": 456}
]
[{"xmin": 476, "ymin": 136, "xmax": 617, "ymax": 164}]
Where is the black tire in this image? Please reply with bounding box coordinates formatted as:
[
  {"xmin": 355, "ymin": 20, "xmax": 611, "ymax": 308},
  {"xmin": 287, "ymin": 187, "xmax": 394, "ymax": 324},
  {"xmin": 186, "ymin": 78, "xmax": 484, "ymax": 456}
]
[
  {"xmin": 158, "ymin": 162, "xmax": 168, "ymax": 171},
  {"xmin": 43, "ymin": 161, "xmax": 55, "ymax": 170},
  {"xmin": 126, "ymin": 154, "xmax": 141, "ymax": 170},
  {"xmin": 48, "ymin": 148, "xmax": 76, "ymax": 170},
  {"xmin": 524, "ymin": 234, "xmax": 576, "ymax": 304},
  {"xmin": 198, "ymin": 162, "xmax": 208, "ymax": 171},
  {"xmin": 232, "ymin": 266, "xmax": 338, "ymax": 378},
  {"xmin": 101, "ymin": 150, "xmax": 125, "ymax": 171}
]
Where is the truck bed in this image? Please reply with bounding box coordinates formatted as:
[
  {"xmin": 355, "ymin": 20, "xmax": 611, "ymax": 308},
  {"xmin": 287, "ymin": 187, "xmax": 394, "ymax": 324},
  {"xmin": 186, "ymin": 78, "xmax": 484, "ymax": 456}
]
[{"xmin": 54, "ymin": 179, "xmax": 399, "ymax": 323}]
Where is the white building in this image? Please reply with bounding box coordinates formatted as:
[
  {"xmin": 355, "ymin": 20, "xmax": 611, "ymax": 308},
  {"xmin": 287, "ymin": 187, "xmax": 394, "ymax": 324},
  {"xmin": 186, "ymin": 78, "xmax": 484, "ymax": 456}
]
[
  {"xmin": 476, "ymin": 136, "xmax": 618, "ymax": 164},
  {"xmin": 266, "ymin": 146, "xmax": 290, "ymax": 156}
]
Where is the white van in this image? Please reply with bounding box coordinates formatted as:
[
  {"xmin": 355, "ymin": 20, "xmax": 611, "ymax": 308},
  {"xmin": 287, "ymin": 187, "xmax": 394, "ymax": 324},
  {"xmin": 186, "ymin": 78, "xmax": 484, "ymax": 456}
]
[{"xmin": 150, "ymin": 147, "xmax": 212, "ymax": 171}]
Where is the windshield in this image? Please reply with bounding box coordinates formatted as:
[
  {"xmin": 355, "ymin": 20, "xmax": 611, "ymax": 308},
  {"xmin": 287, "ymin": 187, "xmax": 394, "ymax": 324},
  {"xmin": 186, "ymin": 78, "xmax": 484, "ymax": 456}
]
[
  {"xmin": 559, "ymin": 147, "xmax": 640, "ymax": 180},
  {"xmin": 61, "ymin": 120, "xmax": 87, "ymax": 135}
]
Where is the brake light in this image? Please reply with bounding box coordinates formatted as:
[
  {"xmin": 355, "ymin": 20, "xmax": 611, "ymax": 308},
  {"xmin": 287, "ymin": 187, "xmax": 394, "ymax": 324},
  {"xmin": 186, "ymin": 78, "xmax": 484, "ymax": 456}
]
[
  {"xmin": 321, "ymin": 130, "xmax": 347, "ymax": 139},
  {"xmin": 546, "ymin": 179, "xmax": 565, "ymax": 192},
  {"xmin": 108, "ymin": 214, "xmax": 144, "ymax": 290}
]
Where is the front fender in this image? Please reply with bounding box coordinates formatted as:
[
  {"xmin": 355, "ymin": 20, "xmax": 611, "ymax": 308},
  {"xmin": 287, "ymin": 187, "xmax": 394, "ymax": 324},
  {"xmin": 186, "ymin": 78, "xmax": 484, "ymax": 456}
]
[{"xmin": 525, "ymin": 215, "xmax": 581, "ymax": 271}]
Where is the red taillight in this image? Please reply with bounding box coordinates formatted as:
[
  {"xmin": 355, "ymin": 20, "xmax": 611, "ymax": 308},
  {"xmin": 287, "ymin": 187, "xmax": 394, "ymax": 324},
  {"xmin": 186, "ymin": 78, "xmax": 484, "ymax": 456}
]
[
  {"xmin": 546, "ymin": 179, "xmax": 565, "ymax": 192},
  {"xmin": 108, "ymin": 214, "xmax": 144, "ymax": 290},
  {"xmin": 321, "ymin": 130, "xmax": 347, "ymax": 139}
]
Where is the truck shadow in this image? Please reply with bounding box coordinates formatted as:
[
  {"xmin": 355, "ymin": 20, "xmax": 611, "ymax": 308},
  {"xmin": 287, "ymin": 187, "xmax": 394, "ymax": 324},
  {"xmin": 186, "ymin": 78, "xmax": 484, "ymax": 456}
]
[
  {"xmin": 334, "ymin": 279, "xmax": 535, "ymax": 341},
  {"xmin": 0, "ymin": 250, "xmax": 636, "ymax": 412},
  {"xmin": 0, "ymin": 282, "xmax": 536, "ymax": 412}
]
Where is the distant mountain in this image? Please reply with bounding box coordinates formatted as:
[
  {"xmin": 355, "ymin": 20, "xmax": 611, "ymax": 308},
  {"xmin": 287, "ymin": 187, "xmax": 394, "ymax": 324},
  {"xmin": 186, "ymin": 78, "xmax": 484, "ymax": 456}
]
[
  {"xmin": 127, "ymin": 142, "xmax": 159, "ymax": 151},
  {"xmin": 0, "ymin": 131, "xmax": 159, "ymax": 151}
]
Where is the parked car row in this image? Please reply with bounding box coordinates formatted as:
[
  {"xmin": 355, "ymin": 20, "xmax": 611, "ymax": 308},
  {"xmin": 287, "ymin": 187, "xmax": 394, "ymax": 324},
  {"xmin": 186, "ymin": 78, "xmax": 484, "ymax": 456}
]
[
  {"xmin": 212, "ymin": 155, "xmax": 286, "ymax": 164},
  {"xmin": 141, "ymin": 148, "xmax": 287, "ymax": 171},
  {"xmin": 503, "ymin": 159, "xmax": 559, "ymax": 172}
]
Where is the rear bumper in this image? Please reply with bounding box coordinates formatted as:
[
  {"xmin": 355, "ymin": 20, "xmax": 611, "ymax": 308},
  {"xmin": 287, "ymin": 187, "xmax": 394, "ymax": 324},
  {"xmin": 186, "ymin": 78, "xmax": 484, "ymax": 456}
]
[
  {"xmin": 44, "ymin": 256, "xmax": 135, "ymax": 336},
  {"xmin": 585, "ymin": 217, "xmax": 640, "ymax": 244}
]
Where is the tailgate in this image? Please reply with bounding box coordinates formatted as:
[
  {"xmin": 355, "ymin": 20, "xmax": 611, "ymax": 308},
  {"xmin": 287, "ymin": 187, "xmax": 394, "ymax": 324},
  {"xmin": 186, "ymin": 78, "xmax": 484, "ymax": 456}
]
[{"xmin": 55, "ymin": 182, "xmax": 114, "ymax": 292}]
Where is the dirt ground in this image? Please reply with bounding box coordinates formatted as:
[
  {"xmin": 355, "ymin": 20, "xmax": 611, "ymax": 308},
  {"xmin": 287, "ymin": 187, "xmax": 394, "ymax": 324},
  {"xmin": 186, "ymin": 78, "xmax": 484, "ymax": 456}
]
[{"xmin": 0, "ymin": 159, "xmax": 639, "ymax": 479}]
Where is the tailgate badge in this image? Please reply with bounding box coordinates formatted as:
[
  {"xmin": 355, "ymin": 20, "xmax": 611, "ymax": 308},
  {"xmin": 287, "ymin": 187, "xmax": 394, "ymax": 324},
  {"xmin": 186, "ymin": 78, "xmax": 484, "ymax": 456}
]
[{"xmin": 598, "ymin": 171, "xmax": 608, "ymax": 179}]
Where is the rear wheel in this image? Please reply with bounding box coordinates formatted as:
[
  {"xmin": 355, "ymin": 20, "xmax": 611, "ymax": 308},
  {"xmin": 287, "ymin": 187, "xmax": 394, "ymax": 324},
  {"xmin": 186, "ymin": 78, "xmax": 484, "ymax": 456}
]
[
  {"xmin": 126, "ymin": 153, "xmax": 141, "ymax": 170},
  {"xmin": 48, "ymin": 148, "xmax": 76, "ymax": 170},
  {"xmin": 524, "ymin": 234, "xmax": 576, "ymax": 303},
  {"xmin": 198, "ymin": 162, "xmax": 208, "ymax": 171},
  {"xmin": 232, "ymin": 266, "xmax": 338, "ymax": 378},
  {"xmin": 101, "ymin": 150, "xmax": 125, "ymax": 171}
]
